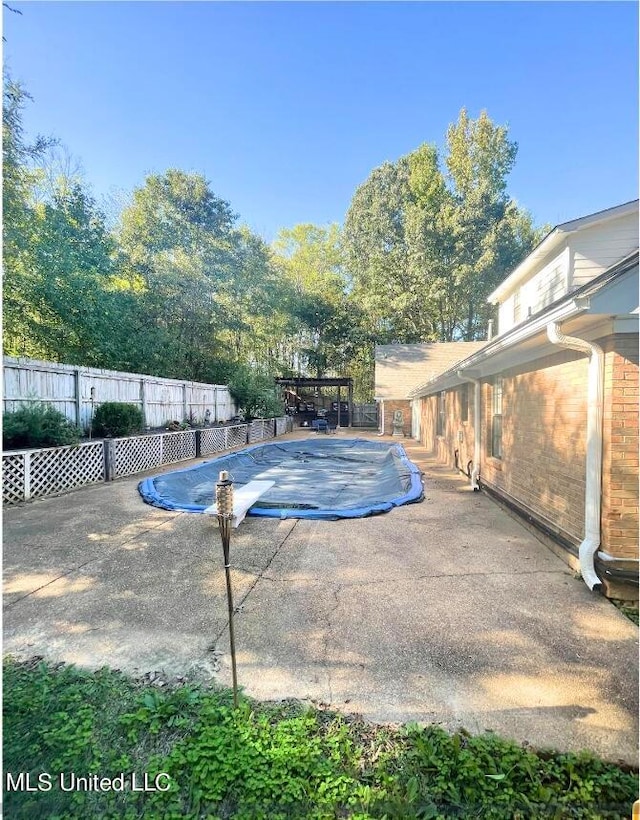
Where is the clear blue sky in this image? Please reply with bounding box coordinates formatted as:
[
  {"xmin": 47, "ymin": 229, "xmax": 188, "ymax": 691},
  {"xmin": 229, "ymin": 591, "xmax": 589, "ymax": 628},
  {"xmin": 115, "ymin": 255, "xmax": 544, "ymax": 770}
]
[{"xmin": 4, "ymin": 1, "xmax": 638, "ymax": 241}]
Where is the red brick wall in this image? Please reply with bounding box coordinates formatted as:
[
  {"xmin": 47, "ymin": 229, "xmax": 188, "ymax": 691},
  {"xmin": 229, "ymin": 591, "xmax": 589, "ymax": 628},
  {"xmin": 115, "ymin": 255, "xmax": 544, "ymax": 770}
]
[
  {"xmin": 601, "ymin": 334, "xmax": 639, "ymax": 560},
  {"xmin": 419, "ymin": 395, "xmax": 437, "ymax": 453},
  {"xmin": 380, "ymin": 400, "xmax": 412, "ymax": 436},
  {"xmin": 480, "ymin": 350, "xmax": 589, "ymax": 543},
  {"xmin": 415, "ymin": 335, "xmax": 639, "ymax": 585},
  {"xmin": 418, "ymin": 387, "xmax": 476, "ymax": 470},
  {"xmin": 419, "ymin": 357, "xmax": 590, "ymax": 547}
]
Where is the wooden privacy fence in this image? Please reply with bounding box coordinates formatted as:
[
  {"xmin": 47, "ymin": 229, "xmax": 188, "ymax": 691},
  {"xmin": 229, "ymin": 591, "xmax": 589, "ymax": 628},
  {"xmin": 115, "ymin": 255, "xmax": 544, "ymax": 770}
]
[
  {"xmin": 3, "ymin": 356, "xmax": 236, "ymax": 430},
  {"xmin": 351, "ymin": 403, "xmax": 378, "ymax": 428},
  {"xmin": 3, "ymin": 418, "xmax": 292, "ymax": 505}
]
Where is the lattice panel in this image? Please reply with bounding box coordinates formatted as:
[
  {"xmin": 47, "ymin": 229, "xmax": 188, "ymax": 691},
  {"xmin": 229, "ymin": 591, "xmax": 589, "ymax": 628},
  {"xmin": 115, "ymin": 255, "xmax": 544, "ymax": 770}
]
[
  {"xmin": 161, "ymin": 431, "xmax": 196, "ymax": 464},
  {"xmin": 248, "ymin": 421, "xmax": 264, "ymax": 443},
  {"xmin": 200, "ymin": 428, "xmax": 226, "ymax": 455},
  {"xmin": 226, "ymin": 425, "xmax": 248, "ymax": 449},
  {"xmin": 114, "ymin": 435, "xmax": 162, "ymax": 478},
  {"xmin": 275, "ymin": 417, "xmax": 287, "ymax": 436},
  {"xmin": 3, "ymin": 453, "xmax": 26, "ymax": 505},
  {"xmin": 29, "ymin": 442, "xmax": 105, "ymax": 499}
]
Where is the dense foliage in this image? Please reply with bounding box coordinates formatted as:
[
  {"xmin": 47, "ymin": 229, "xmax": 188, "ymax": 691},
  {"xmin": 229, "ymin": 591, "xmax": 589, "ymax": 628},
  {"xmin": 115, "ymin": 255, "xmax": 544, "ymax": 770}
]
[
  {"xmin": 3, "ymin": 77, "xmax": 545, "ymax": 402},
  {"xmin": 92, "ymin": 402, "xmax": 144, "ymax": 438},
  {"xmin": 3, "ymin": 403, "xmax": 81, "ymax": 449},
  {"xmin": 343, "ymin": 110, "xmax": 543, "ymax": 344},
  {"xmin": 4, "ymin": 658, "xmax": 637, "ymax": 819},
  {"xmin": 228, "ymin": 365, "xmax": 284, "ymax": 420}
]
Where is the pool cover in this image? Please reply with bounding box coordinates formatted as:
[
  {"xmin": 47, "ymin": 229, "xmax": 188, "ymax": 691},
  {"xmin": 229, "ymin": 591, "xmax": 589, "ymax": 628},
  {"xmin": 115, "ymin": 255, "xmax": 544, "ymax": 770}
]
[{"xmin": 138, "ymin": 438, "xmax": 423, "ymax": 519}]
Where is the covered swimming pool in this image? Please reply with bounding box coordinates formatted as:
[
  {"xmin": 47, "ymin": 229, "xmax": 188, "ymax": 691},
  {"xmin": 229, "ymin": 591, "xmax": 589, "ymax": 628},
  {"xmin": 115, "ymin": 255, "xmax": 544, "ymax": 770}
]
[{"xmin": 139, "ymin": 438, "xmax": 423, "ymax": 519}]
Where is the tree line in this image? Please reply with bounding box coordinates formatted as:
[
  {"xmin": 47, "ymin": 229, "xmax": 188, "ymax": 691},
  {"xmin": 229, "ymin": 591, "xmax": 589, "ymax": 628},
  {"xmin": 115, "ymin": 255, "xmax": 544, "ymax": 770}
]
[{"xmin": 3, "ymin": 77, "xmax": 543, "ymax": 404}]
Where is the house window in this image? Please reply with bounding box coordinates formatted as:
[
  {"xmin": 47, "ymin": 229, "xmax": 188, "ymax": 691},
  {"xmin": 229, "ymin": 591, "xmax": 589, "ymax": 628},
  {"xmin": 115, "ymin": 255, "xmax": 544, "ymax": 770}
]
[
  {"xmin": 491, "ymin": 377, "xmax": 503, "ymax": 458},
  {"xmin": 436, "ymin": 391, "xmax": 446, "ymax": 436},
  {"xmin": 513, "ymin": 290, "xmax": 521, "ymax": 324},
  {"xmin": 460, "ymin": 385, "xmax": 469, "ymax": 423}
]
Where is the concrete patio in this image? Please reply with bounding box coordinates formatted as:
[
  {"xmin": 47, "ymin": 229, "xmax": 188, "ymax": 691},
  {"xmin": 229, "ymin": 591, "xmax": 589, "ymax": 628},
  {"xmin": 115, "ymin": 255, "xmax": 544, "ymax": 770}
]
[{"xmin": 3, "ymin": 431, "xmax": 638, "ymax": 764}]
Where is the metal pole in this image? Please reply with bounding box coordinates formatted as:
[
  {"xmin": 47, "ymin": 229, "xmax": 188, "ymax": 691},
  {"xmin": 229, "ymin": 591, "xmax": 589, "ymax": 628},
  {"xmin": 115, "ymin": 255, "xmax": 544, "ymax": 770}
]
[{"xmin": 216, "ymin": 471, "xmax": 238, "ymax": 707}]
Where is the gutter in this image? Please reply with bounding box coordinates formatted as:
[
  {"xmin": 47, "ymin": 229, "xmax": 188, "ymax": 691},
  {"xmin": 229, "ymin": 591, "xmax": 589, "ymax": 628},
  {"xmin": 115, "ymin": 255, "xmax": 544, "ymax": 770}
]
[
  {"xmin": 457, "ymin": 371, "xmax": 481, "ymax": 491},
  {"xmin": 409, "ymin": 296, "xmax": 588, "ymax": 400},
  {"xmin": 547, "ymin": 322, "xmax": 604, "ymax": 591}
]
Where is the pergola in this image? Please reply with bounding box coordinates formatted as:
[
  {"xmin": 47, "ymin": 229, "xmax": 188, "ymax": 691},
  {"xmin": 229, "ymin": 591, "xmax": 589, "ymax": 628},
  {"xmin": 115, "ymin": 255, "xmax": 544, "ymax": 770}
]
[{"xmin": 274, "ymin": 377, "xmax": 354, "ymax": 427}]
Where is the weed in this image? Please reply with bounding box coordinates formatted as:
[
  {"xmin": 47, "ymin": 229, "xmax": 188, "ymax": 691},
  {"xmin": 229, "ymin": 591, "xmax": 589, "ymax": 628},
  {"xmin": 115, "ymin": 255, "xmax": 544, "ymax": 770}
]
[
  {"xmin": 3, "ymin": 657, "xmax": 638, "ymax": 819},
  {"xmin": 611, "ymin": 599, "xmax": 639, "ymax": 626}
]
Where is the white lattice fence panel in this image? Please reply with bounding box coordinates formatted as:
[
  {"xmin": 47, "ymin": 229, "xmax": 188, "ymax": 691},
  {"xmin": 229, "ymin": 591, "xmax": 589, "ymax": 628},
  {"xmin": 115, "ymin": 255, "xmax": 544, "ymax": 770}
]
[
  {"xmin": 161, "ymin": 431, "xmax": 196, "ymax": 464},
  {"xmin": 114, "ymin": 435, "xmax": 162, "ymax": 478},
  {"xmin": 200, "ymin": 428, "xmax": 227, "ymax": 455},
  {"xmin": 3, "ymin": 453, "xmax": 26, "ymax": 505},
  {"xmin": 248, "ymin": 421, "xmax": 264, "ymax": 443},
  {"xmin": 275, "ymin": 417, "xmax": 287, "ymax": 436},
  {"xmin": 226, "ymin": 425, "xmax": 248, "ymax": 449},
  {"xmin": 28, "ymin": 442, "xmax": 105, "ymax": 499},
  {"xmin": 262, "ymin": 419, "xmax": 275, "ymax": 440}
]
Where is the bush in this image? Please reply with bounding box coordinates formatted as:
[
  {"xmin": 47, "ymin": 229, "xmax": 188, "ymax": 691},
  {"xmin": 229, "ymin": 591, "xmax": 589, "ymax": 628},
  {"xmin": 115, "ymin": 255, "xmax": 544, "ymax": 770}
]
[
  {"xmin": 93, "ymin": 402, "xmax": 143, "ymax": 437},
  {"xmin": 229, "ymin": 366, "xmax": 284, "ymax": 421},
  {"xmin": 3, "ymin": 404, "xmax": 81, "ymax": 449}
]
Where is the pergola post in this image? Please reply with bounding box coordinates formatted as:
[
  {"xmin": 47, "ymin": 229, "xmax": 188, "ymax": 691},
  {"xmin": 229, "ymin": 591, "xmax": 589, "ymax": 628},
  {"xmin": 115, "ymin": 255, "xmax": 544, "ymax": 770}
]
[{"xmin": 274, "ymin": 377, "xmax": 354, "ymax": 431}]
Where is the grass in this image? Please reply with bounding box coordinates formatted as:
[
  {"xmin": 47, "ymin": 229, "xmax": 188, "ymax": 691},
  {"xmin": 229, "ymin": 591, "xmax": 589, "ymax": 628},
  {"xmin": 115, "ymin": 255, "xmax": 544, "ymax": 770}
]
[{"xmin": 3, "ymin": 656, "xmax": 638, "ymax": 819}]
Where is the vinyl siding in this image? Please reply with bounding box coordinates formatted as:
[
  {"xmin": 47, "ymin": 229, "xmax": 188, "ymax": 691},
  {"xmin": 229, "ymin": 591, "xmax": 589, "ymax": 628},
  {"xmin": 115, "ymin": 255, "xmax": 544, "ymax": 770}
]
[
  {"xmin": 570, "ymin": 213, "xmax": 639, "ymax": 288},
  {"xmin": 498, "ymin": 245, "xmax": 569, "ymax": 335}
]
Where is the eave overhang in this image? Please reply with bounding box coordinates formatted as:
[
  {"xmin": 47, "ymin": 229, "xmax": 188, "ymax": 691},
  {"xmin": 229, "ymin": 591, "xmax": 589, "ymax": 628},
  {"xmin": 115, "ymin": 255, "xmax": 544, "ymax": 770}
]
[
  {"xmin": 408, "ymin": 252, "xmax": 638, "ymax": 399},
  {"xmin": 487, "ymin": 199, "xmax": 639, "ymax": 304}
]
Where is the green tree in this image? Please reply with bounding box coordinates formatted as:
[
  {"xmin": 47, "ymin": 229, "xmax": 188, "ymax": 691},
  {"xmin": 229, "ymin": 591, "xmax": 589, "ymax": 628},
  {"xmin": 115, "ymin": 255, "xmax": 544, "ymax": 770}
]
[
  {"xmin": 217, "ymin": 226, "xmax": 294, "ymax": 376},
  {"xmin": 273, "ymin": 223, "xmax": 351, "ymax": 377},
  {"xmin": 343, "ymin": 160, "xmax": 418, "ymax": 342},
  {"xmin": 229, "ymin": 365, "xmax": 283, "ymax": 420},
  {"xmin": 443, "ymin": 109, "xmax": 539, "ymax": 339},
  {"xmin": 117, "ymin": 170, "xmax": 241, "ymax": 379},
  {"xmin": 117, "ymin": 169, "xmax": 296, "ymax": 385},
  {"xmin": 27, "ymin": 183, "xmax": 133, "ymax": 365},
  {"xmin": 343, "ymin": 109, "xmax": 541, "ymax": 343},
  {"xmin": 2, "ymin": 78, "xmax": 53, "ymax": 356},
  {"xmin": 3, "ymin": 79, "xmax": 133, "ymax": 365}
]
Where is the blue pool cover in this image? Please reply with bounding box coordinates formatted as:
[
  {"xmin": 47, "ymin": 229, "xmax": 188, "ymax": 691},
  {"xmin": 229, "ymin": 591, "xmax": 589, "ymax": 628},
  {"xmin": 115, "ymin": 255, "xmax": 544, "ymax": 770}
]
[{"xmin": 138, "ymin": 438, "xmax": 424, "ymax": 520}]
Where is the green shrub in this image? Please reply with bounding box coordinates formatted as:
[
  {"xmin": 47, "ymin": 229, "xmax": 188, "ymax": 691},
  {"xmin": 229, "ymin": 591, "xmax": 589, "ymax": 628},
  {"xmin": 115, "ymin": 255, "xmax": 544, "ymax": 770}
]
[
  {"xmin": 93, "ymin": 402, "xmax": 143, "ymax": 437},
  {"xmin": 2, "ymin": 403, "xmax": 81, "ymax": 449},
  {"xmin": 229, "ymin": 366, "xmax": 283, "ymax": 421}
]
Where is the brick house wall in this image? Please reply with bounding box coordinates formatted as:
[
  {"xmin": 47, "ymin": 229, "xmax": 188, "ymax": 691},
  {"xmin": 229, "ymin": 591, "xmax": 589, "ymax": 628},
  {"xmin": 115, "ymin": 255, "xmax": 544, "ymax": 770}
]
[
  {"xmin": 419, "ymin": 394, "xmax": 436, "ymax": 452},
  {"xmin": 601, "ymin": 334, "xmax": 639, "ymax": 560},
  {"xmin": 380, "ymin": 399, "xmax": 412, "ymax": 436},
  {"xmin": 418, "ymin": 386, "xmax": 476, "ymax": 472},
  {"xmin": 480, "ymin": 350, "xmax": 588, "ymax": 544},
  {"xmin": 416, "ymin": 335, "xmax": 639, "ymax": 571}
]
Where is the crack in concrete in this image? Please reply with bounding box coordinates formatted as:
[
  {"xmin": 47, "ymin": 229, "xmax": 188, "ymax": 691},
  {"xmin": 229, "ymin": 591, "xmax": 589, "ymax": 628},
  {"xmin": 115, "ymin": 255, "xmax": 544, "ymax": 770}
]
[
  {"xmin": 319, "ymin": 583, "xmax": 342, "ymax": 706},
  {"xmin": 256, "ymin": 568, "xmax": 571, "ymax": 588},
  {"xmin": 3, "ymin": 513, "xmax": 183, "ymax": 610},
  {"xmin": 211, "ymin": 519, "xmax": 299, "ymax": 645}
]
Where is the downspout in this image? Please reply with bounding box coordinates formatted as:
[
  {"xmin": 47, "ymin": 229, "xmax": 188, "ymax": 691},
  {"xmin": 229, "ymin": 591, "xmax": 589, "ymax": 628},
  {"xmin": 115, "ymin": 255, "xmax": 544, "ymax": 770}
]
[
  {"xmin": 547, "ymin": 322, "xmax": 603, "ymax": 591},
  {"xmin": 377, "ymin": 400, "xmax": 385, "ymax": 436},
  {"xmin": 457, "ymin": 371, "xmax": 481, "ymax": 491}
]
